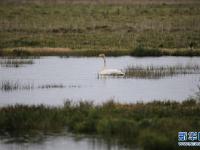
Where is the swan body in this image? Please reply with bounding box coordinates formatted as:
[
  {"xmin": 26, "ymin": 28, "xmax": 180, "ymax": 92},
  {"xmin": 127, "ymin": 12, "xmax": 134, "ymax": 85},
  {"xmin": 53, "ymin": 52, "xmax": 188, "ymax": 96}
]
[
  {"xmin": 99, "ymin": 69, "xmax": 125, "ymax": 76},
  {"xmin": 98, "ymin": 54, "xmax": 125, "ymax": 76}
]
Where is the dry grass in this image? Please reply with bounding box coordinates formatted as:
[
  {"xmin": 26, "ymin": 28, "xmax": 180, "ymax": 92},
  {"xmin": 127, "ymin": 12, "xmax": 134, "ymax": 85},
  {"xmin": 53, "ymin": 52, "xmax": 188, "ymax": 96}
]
[{"xmin": 15, "ymin": 47, "xmax": 72, "ymax": 53}]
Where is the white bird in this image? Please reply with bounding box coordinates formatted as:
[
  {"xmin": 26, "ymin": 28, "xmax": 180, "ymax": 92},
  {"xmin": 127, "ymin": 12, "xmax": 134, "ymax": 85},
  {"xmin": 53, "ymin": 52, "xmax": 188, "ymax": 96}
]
[{"xmin": 98, "ymin": 54, "xmax": 125, "ymax": 76}]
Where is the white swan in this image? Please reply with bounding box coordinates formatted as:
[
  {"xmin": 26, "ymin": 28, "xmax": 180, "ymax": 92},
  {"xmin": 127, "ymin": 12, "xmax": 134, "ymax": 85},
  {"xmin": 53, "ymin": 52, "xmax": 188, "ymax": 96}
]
[{"xmin": 98, "ymin": 54, "xmax": 125, "ymax": 76}]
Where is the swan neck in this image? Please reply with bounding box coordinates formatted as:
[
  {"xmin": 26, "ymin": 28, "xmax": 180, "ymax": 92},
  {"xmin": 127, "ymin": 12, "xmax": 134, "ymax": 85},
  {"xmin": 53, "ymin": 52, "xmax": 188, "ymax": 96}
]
[{"xmin": 103, "ymin": 57, "xmax": 106, "ymax": 68}]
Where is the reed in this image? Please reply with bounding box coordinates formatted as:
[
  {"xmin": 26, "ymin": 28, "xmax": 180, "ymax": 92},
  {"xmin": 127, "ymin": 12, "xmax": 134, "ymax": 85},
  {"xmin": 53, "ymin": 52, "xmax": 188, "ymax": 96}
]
[
  {"xmin": 0, "ymin": 81, "xmax": 34, "ymax": 91},
  {"xmin": 38, "ymin": 84, "xmax": 65, "ymax": 89},
  {"xmin": 124, "ymin": 64, "xmax": 200, "ymax": 79},
  {"xmin": 0, "ymin": 81, "xmax": 82, "ymax": 91},
  {"xmin": 0, "ymin": 58, "xmax": 34, "ymax": 67}
]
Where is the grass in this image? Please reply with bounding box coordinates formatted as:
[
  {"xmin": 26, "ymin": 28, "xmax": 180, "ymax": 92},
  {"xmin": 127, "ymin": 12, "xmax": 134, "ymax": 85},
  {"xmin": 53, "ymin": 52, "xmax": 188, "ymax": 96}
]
[
  {"xmin": 0, "ymin": 98, "xmax": 200, "ymax": 149},
  {"xmin": 0, "ymin": 1, "xmax": 200, "ymax": 56},
  {"xmin": 1, "ymin": 47, "xmax": 200, "ymax": 57},
  {"xmin": 124, "ymin": 64, "xmax": 200, "ymax": 79},
  {"xmin": 1, "ymin": 0, "xmax": 200, "ymax": 5}
]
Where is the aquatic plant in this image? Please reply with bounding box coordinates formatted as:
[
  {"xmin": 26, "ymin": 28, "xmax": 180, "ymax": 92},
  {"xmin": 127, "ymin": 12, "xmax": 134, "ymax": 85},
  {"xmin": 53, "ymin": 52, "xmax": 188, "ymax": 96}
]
[
  {"xmin": 0, "ymin": 81, "xmax": 34, "ymax": 91},
  {"xmin": 0, "ymin": 81, "xmax": 81, "ymax": 91},
  {"xmin": 124, "ymin": 64, "xmax": 200, "ymax": 79},
  {"xmin": 38, "ymin": 84, "xmax": 81, "ymax": 89},
  {"xmin": 38, "ymin": 84, "xmax": 65, "ymax": 89},
  {"xmin": 68, "ymin": 85, "xmax": 81, "ymax": 88},
  {"xmin": 0, "ymin": 59, "xmax": 34, "ymax": 67}
]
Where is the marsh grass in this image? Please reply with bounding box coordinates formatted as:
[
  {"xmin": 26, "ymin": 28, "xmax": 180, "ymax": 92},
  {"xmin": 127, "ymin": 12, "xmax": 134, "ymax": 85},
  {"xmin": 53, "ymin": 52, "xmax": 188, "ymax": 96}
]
[
  {"xmin": 0, "ymin": 81, "xmax": 70, "ymax": 91},
  {"xmin": 63, "ymin": 49, "xmax": 130, "ymax": 57},
  {"xmin": 2, "ymin": 47, "xmax": 200, "ymax": 57},
  {"xmin": 2, "ymin": 42, "xmax": 200, "ymax": 57},
  {"xmin": 0, "ymin": 3, "xmax": 200, "ymax": 53},
  {"xmin": 1, "ymin": 0, "xmax": 200, "ymax": 4},
  {"xmin": 131, "ymin": 46, "xmax": 163, "ymax": 57},
  {"xmin": 0, "ymin": 99, "xmax": 200, "ymax": 149},
  {"xmin": 68, "ymin": 85, "xmax": 81, "ymax": 88},
  {"xmin": 38, "ymin": 84, "xmax": 81, "ymax": 89},
  {"xmin": 0, "ymin": 58, "xmax": 34, "ymax": 67},
  {"xmin": 2, "ymin": 48, "xmax": 130, "ymax": 57},
  {"xmin": 38, "ymin": 84, "xmax": 65, "ymax": 89},
  {"xmin": 124, "ymin": 64, "xmax": 200, "ymax": 79},
  {"xmin": 0, "ymin": 81, "xmax": 34, "ymax": 91}
]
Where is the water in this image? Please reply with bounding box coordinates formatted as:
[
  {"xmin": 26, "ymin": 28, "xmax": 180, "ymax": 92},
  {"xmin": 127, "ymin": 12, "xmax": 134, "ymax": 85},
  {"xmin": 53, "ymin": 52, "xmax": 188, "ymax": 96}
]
[
  {"xmin": 0, "ymin": 133, "xmax": 129, "ymax": 150},
  {"xmin": 1, "ymin": 56, "xmax": 200, "ymax": 150},
  {"xmin": 0, "ymin": 56, "xmax": 200, "ymax": 106}
]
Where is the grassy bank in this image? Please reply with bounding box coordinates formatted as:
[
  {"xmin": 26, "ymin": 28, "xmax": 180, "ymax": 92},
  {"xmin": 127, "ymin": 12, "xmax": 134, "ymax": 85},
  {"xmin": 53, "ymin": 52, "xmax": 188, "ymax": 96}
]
[
  {"xmin": 1, "ymin": 47, "xmax": 200, "ymax": 57},
  {"xmin": 0, "ymin": 99, "xmax": 200, "ymax": 149},
  {"xmin": 0, "ymin": 2, "xmax": 200, "ymax": 55}
]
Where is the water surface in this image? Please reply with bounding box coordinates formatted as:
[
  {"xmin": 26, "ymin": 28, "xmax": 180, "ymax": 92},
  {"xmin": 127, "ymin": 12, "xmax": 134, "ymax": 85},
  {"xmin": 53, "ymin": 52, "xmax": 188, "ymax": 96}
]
[
  {"xmin": 1, "ymin": 56, "xmax": 200, "ymax": 150},
  {"xmin": 0, "ymin": 56, "xmax": 200, "ymax": 106},
  {"xmin": 0, "ymin": 133, "xmax": 128, "ymax": 150}
]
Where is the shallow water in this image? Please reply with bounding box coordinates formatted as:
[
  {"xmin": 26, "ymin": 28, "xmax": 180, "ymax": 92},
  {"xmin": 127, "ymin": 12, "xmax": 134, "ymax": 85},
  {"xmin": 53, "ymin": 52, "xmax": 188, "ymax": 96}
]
[
  {"xmin": 0, "ymin": 133, "xmax": 129, "ymax": 150},
  {"xmin": 1, "ymin": 56, "xmax": 200, "ymax": 150},
  {"xmin": 0, "ymin": 56, "xmax": 200, "ymax": 106}
]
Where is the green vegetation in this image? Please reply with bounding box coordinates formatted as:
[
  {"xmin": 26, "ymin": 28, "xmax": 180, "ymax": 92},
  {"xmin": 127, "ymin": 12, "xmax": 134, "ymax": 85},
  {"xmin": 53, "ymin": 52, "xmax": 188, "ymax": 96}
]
[
  {"xmin": 124, "ymin": 64, "xmax": 200, "ymax": 79},
  {"xmin": 0, "ymin": 1, "xmax": 200, "ymax": 56},
  {"xmin": 0, "ymin": 98, "xmax": 200, "ymax": 149},
  {"xmin": 1, "ymin": 47, "xmax": 200, "ymax": 57}
]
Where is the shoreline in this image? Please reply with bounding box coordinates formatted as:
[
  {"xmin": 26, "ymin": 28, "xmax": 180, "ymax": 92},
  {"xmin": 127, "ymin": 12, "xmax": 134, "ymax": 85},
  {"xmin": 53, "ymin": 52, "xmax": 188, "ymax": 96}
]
[
  {"xmin": 1, "ymin": 47, "xmax": 200, "ymax": 57},
  {"xmin": 0, "ymin": 99, "xmax": 199, "ymax": 150}
]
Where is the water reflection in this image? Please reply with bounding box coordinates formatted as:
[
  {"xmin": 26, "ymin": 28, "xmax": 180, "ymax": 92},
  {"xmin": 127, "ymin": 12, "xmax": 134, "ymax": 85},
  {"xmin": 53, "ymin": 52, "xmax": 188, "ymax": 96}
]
[{"xmin": 0, "ymin": 132, "xmax": 130, "ymax": 150}]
